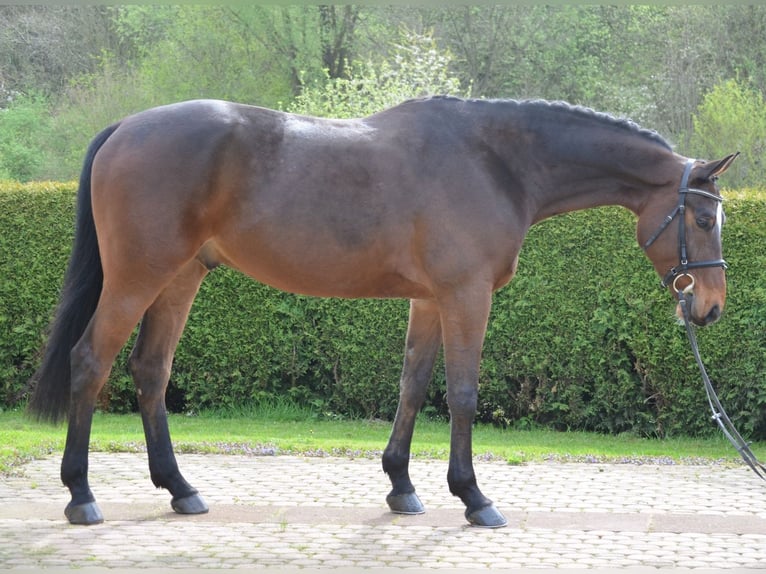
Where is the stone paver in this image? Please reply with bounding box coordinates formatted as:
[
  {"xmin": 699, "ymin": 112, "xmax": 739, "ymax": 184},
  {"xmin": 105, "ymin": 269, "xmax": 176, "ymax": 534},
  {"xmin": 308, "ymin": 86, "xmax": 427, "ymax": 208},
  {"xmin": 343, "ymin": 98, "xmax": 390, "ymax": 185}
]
[{"xmin": 2, "ymin": 453, "xmax": 766, "ymax": 571}]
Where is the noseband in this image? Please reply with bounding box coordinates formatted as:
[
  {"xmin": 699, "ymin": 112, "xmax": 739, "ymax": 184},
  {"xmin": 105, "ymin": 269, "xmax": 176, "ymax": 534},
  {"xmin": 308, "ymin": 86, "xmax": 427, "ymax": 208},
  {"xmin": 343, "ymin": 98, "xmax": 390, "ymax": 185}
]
[{"xmin": 643, "ymin": 159, "xmax": 727, "ymax": 291}]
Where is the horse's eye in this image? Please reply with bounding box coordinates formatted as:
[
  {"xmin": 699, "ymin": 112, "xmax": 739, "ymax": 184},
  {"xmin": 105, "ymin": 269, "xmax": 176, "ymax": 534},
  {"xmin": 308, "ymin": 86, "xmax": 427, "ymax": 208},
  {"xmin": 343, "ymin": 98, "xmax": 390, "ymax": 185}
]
[{"xmin": 696, "ymin": 216, "xmax": 713, "ymax": 230}]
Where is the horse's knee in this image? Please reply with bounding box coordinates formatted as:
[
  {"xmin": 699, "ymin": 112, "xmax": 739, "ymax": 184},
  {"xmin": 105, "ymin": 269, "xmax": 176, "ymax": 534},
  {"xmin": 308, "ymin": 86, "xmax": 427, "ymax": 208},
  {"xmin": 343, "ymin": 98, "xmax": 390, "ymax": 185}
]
[{"xmin": 447, "ymin": 387, "xmax": 478, "ymax": 423}]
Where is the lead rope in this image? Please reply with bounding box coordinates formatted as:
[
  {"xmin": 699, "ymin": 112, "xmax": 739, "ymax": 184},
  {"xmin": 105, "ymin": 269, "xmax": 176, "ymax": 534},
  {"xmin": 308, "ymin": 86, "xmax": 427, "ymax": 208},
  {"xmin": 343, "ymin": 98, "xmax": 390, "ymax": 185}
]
[{"xmin": 678, "ymin": 291, "xmax": 766, "ymax": 479}]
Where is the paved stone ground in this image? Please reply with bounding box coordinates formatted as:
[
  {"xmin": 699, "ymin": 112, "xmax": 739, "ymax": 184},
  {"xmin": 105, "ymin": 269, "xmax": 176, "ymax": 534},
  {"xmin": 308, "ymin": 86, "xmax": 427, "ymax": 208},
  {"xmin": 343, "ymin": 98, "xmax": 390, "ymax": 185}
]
[{"xmin": 2, "ymin": 453, "xmax": 766, "ymax": 571}]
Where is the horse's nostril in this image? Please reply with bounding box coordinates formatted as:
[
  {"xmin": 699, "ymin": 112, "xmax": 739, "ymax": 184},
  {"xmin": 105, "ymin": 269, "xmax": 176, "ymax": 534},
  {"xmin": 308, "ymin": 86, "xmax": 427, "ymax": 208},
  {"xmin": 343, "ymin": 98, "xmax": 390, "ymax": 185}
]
[{"xmin": 705, "ymin": 305, "xmax": 721, "ymax": 325}]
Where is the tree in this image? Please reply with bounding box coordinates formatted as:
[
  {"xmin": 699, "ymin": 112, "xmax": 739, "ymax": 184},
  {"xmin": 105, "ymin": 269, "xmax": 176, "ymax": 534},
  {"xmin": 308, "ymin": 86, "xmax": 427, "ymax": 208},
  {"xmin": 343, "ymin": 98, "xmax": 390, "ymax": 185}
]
[
  {"xmin": 318, "ymin": 5, "xmax": 360, "ymax": 80},
  {"xmin": 288, "ymin": 29, "xmax": 468, "ymax": 119},
  {"xmin": 690, "ymin": 79, "xmax": 766, "ymax": 188},
  {"xmin": 430, "ymin": 6, "xmax": 663, "ymax": 124},
  {"xmin": 0, "ymin": 6, "xmax": 122, "ymax": 98},
  {"xmin": 6, "ymin": 5, "xmax": 766, "ymax": 183},
  {"xmin": 704, "ymin": 6, "xmax": 766, "ymax": 97},
  {"xmin": 220, "ymin": 6, "xmax": 368, "ymax": 99},
  {"xmin": 428, "ymin": 5, "xmax": 523, "ymax": 98}
]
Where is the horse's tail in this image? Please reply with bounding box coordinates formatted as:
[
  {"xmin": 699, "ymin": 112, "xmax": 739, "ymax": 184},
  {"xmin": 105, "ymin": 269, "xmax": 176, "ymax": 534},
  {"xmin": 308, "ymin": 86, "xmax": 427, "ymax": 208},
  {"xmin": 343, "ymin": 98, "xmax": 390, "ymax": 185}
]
[{"xmin": 27, "ymin": 122, "xmax": 121, "ymax": 424}]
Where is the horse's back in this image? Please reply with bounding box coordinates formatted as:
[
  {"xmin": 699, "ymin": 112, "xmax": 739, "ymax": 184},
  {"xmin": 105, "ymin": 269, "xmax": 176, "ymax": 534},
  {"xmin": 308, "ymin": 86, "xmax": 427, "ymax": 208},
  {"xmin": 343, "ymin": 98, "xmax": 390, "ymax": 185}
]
[{"xmin": 93, "ymin": 97, "xmax": 470, "ymax": 199}]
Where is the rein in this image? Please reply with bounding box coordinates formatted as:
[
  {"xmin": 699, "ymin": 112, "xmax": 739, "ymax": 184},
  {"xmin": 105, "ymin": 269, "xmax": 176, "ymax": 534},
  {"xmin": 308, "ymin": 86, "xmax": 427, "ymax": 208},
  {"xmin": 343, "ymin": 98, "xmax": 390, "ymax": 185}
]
[
  {"xmin": 649, "ymin": 159, "xmax": 765, "ymax": 479},
  {"xmin": 678, "ymin": 291, "xmax": 766, "ymax": 479}
]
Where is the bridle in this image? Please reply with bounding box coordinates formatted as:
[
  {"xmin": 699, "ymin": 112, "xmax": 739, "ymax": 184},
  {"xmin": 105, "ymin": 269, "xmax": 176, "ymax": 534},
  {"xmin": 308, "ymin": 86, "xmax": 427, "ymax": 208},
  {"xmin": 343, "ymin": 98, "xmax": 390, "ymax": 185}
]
[
  {"xmin": 642, "ymin": 159, "xmax": 727, "ymax": 293},
  {"xmin": 645, "ymin": 160, "xmax": 766, "ymax": 480}
]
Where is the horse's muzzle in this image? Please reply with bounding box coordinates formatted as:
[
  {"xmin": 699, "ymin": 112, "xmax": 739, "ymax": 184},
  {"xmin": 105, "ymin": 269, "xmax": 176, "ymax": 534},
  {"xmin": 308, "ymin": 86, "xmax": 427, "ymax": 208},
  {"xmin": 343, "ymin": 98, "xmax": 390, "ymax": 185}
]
[{"xmin": 676, "ymin": 296, "xmax": 722, "ymax": 327}]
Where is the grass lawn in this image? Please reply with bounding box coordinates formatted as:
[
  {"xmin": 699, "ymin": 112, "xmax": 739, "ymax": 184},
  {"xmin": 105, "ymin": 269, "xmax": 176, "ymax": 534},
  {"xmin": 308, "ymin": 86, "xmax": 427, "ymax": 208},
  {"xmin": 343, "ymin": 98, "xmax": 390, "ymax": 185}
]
[{"xmin": 2, "ymin": 401, "xmax": 757, "ymax": 476}]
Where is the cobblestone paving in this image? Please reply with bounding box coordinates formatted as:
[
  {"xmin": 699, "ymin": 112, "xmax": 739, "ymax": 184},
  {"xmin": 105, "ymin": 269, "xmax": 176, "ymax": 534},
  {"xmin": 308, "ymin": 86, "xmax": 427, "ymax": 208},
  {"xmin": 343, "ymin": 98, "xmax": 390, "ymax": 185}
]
[{"xmin": 2, "ymin": 453, "xmax": 766, "ymax": 570}]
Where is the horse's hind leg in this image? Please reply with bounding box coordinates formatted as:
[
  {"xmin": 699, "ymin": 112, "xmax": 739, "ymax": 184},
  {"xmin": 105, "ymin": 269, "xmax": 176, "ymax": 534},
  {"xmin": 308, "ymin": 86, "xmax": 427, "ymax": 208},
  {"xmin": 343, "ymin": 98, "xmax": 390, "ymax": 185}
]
[
  {"xmin": 382, "ymin": 299, "xmax": 442, "ymax": 515},
  {"xmin": 62, "ymin": 286, "xmax": 155, "ymax": 525},
  {"xmin": 128, "ymin": 259, "xmax": 209, "ymax": 515}
]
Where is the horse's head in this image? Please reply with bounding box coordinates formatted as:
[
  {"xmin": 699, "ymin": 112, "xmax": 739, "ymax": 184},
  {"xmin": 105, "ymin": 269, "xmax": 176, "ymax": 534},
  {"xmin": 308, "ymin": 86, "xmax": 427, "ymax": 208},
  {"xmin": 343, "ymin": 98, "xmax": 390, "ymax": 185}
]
[{"xmin": 637, "ymin": 154, "xmax": 738, "ymax": 326}]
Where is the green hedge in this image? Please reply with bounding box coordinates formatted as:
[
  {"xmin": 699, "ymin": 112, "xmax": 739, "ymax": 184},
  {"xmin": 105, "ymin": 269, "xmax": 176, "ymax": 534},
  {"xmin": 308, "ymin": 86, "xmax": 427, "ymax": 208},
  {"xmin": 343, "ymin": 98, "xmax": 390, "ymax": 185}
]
[{"xmin": 3, "ymin": 182, "xmax": 766, "ymax": 438}]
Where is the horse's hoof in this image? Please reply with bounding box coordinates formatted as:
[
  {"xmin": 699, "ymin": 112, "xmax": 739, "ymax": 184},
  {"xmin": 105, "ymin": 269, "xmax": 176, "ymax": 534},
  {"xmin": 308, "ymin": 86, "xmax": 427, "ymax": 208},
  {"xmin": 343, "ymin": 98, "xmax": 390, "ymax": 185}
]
[
  {"xmin": 386, "ymin": 491, "xmax": 425, "ymax": 515},
  {"xmin": 171, "ymin": 493, "xmax": 209, "ymax": 515},
  {"xmin": 65, "ymin": 501, "xmax": 104, "ymax": 525},
  {"xmin": 465, "ymin": 503, "xmax": 507, "ymax": 528}
]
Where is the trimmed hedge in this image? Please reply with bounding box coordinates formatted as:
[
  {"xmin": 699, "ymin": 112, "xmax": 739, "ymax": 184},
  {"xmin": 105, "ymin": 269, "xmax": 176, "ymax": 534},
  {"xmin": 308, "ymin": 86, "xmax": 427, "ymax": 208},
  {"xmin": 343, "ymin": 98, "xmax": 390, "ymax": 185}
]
[{"xmin": 3, "ymin": 181, "xmax": 766, "ymax": 437}]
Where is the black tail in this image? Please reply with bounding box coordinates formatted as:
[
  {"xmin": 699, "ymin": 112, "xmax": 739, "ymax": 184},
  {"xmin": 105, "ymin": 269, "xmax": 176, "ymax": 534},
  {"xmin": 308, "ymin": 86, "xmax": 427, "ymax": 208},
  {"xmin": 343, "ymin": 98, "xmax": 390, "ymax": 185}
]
[{"xmin": 27, "ymin": 123, "xmax": 121, "ymax": 424}]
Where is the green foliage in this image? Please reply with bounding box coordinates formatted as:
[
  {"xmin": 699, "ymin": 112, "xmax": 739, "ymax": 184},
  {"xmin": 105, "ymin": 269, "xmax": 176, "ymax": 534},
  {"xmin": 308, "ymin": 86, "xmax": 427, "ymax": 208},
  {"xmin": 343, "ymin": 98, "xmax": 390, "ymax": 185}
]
[
  {"xmin": 0, "ymin": 94, "xmax": 51, "ymax": 181},
  {"xmin": 0, "ymin": 181, "xmax": 76, "ymax": 405},
  {"xmin": 6, "ymin": 6, "xmax": 766, "ymax": 183},
  {"xmin": 4, "ymin": 185, "xmax": 766, "ymax": 439},
  {"xmin": 289, "ymin": 29, "xmax": 467, "ymax": 119},
  {"xmin": 480, "ymin": 210, "xmax": 659, "ymax": 435},
  {"xmin": 125, "ymin": 7, "xmax": 298, "ymax": 107},
  {"xmin": 34, "ymin": 6, "xmax": 330, "ymax": 180},
  {"xmin": 689, "ymin": 79, "xmax": 766, "ymax": 188},
  {"xmin": 40, "ymin": 57, "xmax": 161, "ymax": 181}
]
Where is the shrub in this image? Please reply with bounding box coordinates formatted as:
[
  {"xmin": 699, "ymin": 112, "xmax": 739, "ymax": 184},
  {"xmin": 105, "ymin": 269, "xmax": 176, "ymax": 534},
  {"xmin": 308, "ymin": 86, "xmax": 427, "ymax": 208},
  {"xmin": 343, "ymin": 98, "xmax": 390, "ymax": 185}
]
[
  {"xmin": 0, "ymin": 94, "xmax": 52, "ymax": 181},
  {"xmin": 4, "ymin": 182, "xmax": 766, "ymax": 439},
  {"xmin": 0, "ymin": 181, "xmax": 76, "ymax": 406},
  {"xmin": 689, "ymin": 79, "xmax": 766, "ymax": 188}
]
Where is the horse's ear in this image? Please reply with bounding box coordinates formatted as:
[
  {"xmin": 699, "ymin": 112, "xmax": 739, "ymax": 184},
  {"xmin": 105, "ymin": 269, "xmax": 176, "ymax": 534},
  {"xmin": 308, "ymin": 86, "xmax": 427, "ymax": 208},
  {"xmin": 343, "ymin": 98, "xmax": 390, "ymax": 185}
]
[{"xmin": 697, "ymin": 152, "xmax": 740, "ymax": 180}]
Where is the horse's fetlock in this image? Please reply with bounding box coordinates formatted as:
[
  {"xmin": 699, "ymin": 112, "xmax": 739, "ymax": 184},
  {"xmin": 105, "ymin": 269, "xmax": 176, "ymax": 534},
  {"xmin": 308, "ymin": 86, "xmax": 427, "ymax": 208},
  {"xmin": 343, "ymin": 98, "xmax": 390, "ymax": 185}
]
[
  {"xmin": 447, "ymin": 467, "xmax": 477, "ymax": 494},
  {"xmin": 382, "ymin": 448, "xmax": 407, "ymax": 476}
]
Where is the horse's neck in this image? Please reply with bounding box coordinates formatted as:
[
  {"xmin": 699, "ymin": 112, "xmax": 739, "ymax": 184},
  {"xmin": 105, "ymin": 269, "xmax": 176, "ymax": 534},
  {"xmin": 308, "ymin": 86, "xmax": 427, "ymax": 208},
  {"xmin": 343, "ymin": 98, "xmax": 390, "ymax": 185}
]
[
  {"xmin": 529, "ymin": 164, "xmax": 659, "ymax": 224},
  {"xmin": 517, "ymin": 136, "xmax": 673, "ymax": 224},
  {"xmin": 471, "ymin": 103, "xmax": 677, "ymax": 225}
]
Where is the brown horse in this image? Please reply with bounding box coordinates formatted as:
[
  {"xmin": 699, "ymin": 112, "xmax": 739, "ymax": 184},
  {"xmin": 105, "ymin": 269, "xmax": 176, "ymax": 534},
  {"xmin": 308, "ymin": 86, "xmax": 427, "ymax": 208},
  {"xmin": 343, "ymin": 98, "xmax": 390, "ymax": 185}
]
[{"xmin": 28, "ymin": 96, "xmax": 737, "ymax": 527}]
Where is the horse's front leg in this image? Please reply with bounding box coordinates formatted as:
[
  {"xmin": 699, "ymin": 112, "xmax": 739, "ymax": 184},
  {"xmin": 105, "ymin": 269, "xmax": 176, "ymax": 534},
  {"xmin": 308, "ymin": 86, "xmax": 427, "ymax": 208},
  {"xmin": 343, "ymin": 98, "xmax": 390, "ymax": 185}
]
[
  {"xmin": 383, "ymin": 298, "xmax": 442, "ymax": 515},
  {"xmin": 441, "ymin": 287, "xmax": 507, "ymax": 528}
]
